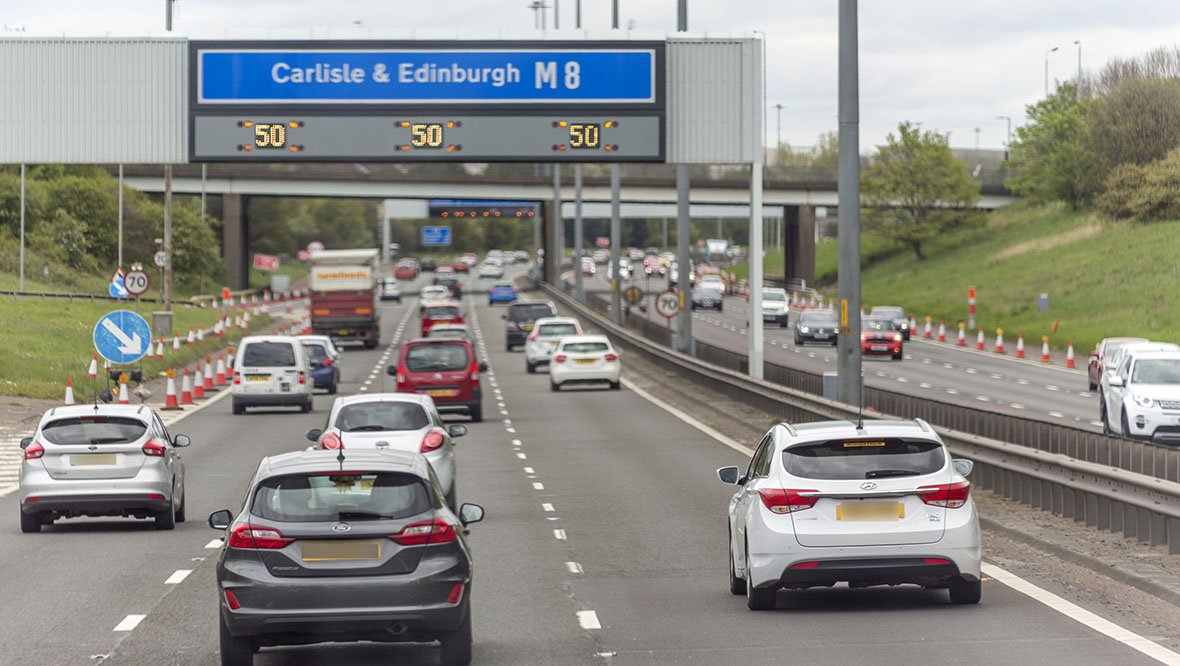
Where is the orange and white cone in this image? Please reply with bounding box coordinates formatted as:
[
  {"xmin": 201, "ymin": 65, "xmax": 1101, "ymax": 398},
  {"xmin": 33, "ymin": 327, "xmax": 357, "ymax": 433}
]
[
  {"xmin": 937, "ymin": 321, "xmax": 946, "ymax": 343},
  {"xmin": 193, "ymin": 365, "xmax": 207, "ymax": 399},
  {"xmin": 203, "ymin": 356, "xmax": 217, "ymax": 391},
  {"xmin": 924, "ymin": 318, "xmax": 932, "ymax": 339},
  {"xmin": 173, "ymin": 333, "xmax": 181, "ymax": 351},
  {"xmin": 87, "ymin": 353, "xmax": 98, "ymax": 379},
  {"xmin": 215, "ymin": 353, "xmax": 228, "ymax": 386},
  {"xmin": 1041, "ymin": 336, "xmax": 1051, "ymax": 363},
  {"xmin": 909, "ymin": 316, "xmax": 918, "ymax": 335},
  {"xmin": 155, "ymin": 338, "xmax": 164, "ymax": 360},
  {"xmin": 162, "ymin": 369, "xmax": 182, "ymax": 410},
  {"xmin": 180, "ymin": 367, "xmax": 195, "ymax": 405},
  {"xmin": 117, "ymin": 374, "xmax": 130, "ymax": 405},
  {"xmin": 976, "ymin": 328, "xmax": 985, "ymax": 350},
  {"xmin": 995, "ymin": 329, "xmax": 1004, "ymax": 354},
  {"xmin": 1016, "ymin": 334, "xmax": 1025, "ymax": 359},
  {"xmin": 197, "ymin": 324, "xmax": 206, "ymax": 342},
  {"xmin": 1066, "ymin": 341, "xmax": 1076, "ymax": 368},
  {"xmin": 186, "ymin": 327, "xmax": 196, "ymax": 345},
  {"xmin": 214, "ymin": 319, "xmax": 223, "ymax": 337},
  {"xmin": 64, "ymin": 378, "xmax": 75, "ymax": 406},
  {"xmin": 957, "ymin": 325, "xmax": 966, "ymax": 346}
]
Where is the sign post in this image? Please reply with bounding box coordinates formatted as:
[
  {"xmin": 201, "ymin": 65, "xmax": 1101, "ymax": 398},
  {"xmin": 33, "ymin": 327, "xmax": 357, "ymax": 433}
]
[{"xmin": 655, "ymin": 289, "xmax": 679, "ymax": 347}]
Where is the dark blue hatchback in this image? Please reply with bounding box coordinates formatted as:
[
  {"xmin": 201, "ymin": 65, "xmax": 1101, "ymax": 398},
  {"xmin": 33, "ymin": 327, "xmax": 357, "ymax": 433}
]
[
  {"xmin": 300, "ymin": 338, "xmax": 339, "ymax": 394},
  {"xmin": 487, "ymin": 281, "xmax": 518, "ymax": 305}
]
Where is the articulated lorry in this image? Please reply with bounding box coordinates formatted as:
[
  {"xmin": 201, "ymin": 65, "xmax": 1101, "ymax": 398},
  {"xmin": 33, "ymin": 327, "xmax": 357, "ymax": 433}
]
[{"xmin": 308, "ymin": 249, "xmax": 380, "ymax": 348}]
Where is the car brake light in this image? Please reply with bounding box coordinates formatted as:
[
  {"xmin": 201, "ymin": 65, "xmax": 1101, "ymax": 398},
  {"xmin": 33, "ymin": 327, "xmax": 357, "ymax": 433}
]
[
  {"xmin": 391, "ymin": 518, "xmax": 457, "ymax": 546},
  {"xmin": 396, "ymin": 370, "xmax": 406, "ymax": 386},
  {"xmin": 321, "ymin": 432, "xmax": 342, "ymax": 450},
  {"xmin": 233, "ymin": 370, "xmax": 241, "ymax": 385},
  {"xmin": 446, "ymin": 583, "xmax": 464, "ymax": 605},
  {"xmin": 228, "ymin": 523, "xmax": 294, "ymax": 549},
  {"xmin": 421, "ymin": 428, "xmax": 446, "ymax": 453},
  {"xmin": 917, "ymin": 481, "xmax": 971, "ymax": 508},
  {"xmin": 924, "ymin": 558, "xmax": 951, "ymax": 565},
  {"xmin": 24, "ymin": 441, "xmax": 44, "ymax": 459},
  {"xmin": 790, "ymin": 561, "xmax": 819, "ymax": 569},
  {"xmin": 322, "ymin": 357, "xmax": 333, "ymax": 366},
  {"xmin": 554, "ymin": 354, "xmax": 567, "ymax": 363},
  {"xmin": 298, "ymin": 371, "xmax": 305, "ymax": 385},
  {"xmin": 224, "ymin": 590, "xmax": 242, "ymax": 610},
  {"xmin": 758, "ymin": 489, "xmax": 819, "ymax": 514},
  {"xmin": 142, "ymin": 439, "xmax": 167, "ymax": 457},
  {"xmin": 604, "ymin": 353, "xmax": 618, "ymax": 362},
  {"xmin": 470, "ymin": 362, "xmax": 479, "ymax": 382}
]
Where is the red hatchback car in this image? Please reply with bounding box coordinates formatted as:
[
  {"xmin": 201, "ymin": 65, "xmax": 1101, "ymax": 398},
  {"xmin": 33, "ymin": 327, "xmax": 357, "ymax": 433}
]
[
  {"xmin": 390, "ymin": 338, "xmax": 485, "ymax": 421},
  {"xmin": 421, "ymin": 302, "xmax": 464, "ymax": 337},
  {"xmin": 451, "ymin": 260, "xmax": 470, "ymax": 273},
  {"xmin": 394, "ymin": 262, "xmax": 417, "ymax": 280},
  {"xmin": 861, "ymin": 316, "xmax": 904, "ymax": 360}
]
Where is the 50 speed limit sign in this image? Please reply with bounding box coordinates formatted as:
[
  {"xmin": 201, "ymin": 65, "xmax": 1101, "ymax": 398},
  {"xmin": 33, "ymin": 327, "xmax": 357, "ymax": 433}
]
[
  {"xmin": 655, "ymin": 290, "xmax": 680, "ymax": 319},
  {"xmin": 124, "ymin": 270, "xmax": 150, "ymax": 296}
]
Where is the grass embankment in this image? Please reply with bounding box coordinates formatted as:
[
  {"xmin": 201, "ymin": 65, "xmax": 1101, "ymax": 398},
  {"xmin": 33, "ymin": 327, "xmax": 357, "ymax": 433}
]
[
  {"xmin": 249, "ymin": 261, "xmax": 308, "ymax": 290},
  {"xmin": 729, "ymin": 251, "xmax": 784, "ymax": 281},
  {"xmin": 0, "ymin": 297, "xmax": 271, "ymax": 401}
]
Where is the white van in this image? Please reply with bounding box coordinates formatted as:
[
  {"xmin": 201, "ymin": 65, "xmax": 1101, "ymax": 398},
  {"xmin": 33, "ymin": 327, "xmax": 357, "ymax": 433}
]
[{"xmin": 231, "ymin": 335, "xmax": 314, "ymax": 414}]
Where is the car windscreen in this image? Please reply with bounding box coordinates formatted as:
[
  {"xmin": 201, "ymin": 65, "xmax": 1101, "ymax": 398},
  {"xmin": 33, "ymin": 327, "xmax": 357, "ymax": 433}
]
[
  {"xmin": 335, "ymin": 402, "xmax": 429, "ymax": 432},
  {"xmin": 783, "ymin": 438, "xmax": 946, "ymax": 480},
  {"xmin": 252, "ymin": 472, "xmax": 432, "ymax": 522},
  {"xmin": 424, "ymin": 306, "xmax": 460, "ymax": 319},
  {"xmin": 405, "ymin": 344, "xmax": 470, "ymax": 372},
  {"xmin": 696, "ymin": 286, "xmax": 723, "ymax": 296},
  {"xmin": 800, "ymin": 313, "xmax": 837, "ymax": 324},
  {"xmin": 561, "ymin": 341, "xmax": 610, "ymax": 353},
  {"xmin": 509, "ymin": 304, "xmax": 556, "ymax": 321},
  {"xmin": 242, "ymin": 342, "xmax": 297, "ymax": 367},
  {"xmin": 862, "ymin": 318, "xmax": 897, "ymax": 331},
  {"xmin": 872, "ymin": 307, "xmax": 904, "ymax": 318},
  {"xmin": 1131, "ymin": 359, "xmax": 1180, "ymax": 384},
  {"xmin": 538, "ymin": 323, "xmax": 578, "ymax": 337},
  {"xmin": 763, "ymin": 292, "xmax": 786, "ymax": 301},
  {"xmin": 302, "ymin": 343, "xmax": 328, "ymax": 358},
  {"xmin": 41, "ymin": 416, "xmax": 148, "ymax": 445}
]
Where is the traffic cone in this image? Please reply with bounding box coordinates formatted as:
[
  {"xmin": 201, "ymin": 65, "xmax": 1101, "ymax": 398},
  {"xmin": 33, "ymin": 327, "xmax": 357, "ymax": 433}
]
[
  {"xmin": 909, "ymin": 316, "xmax": 918, "ymax": 335},
  {"xmin": 117, "ymin": 373, "xmax": 130, "ymax": 405},
  {"xmin": 976, "ymin": 328, "xmax": 985, "ymax": 350},
  {"xmin": 214, "ymin": 319, "xmax": 223, "ymax": 337},
  {"xmin": 87, "ymin": 353, "xmax": 98, "ymax": 379},
  {"xmin": 924, "ymin": 318, "xmax": 932, "ymax": 339},
  {"xmin": 215, "ymin": 353, "xmax": 228, "ymax": 385},
  {"xmin": 995, "ymin": 329, "xmax": 1004, "ymax": 354},
  {"xmin": 180, "ymin": 367, "xmax": 194, "ymax": 405},
  {"xmin": 1041, "ymin": 336, "xmax": 1051, "ymax": 363},
  {"xmin": 64, "ymin": 378, "xmax": 75, "ymax": 406},
  {"xmin": 203, "ymin": 356, "xmax": 217, "ymax": 391},
  {"xmin": 197, "ymin": 325, "xmax": 206, "ymax": 342},
  {"xmin": 957, "ymin": 324, "xmax": 966, "ymax": 346},
  {"xmin": 155, "ymin": 338, "xmax": 164, "ymax": 360},
  {"xmin": 1016, "ymin": 334, "xmax": 1025, "ymax": 359},
  {"xmin": 938, "ymin": 321, "xmax": 946, "ymax": 343},
  {"xmin": 193, "ymin": 365, "xmax": 206, "ymax": 399},
  {"xmin": 186, "ymin": 327, "xmax": 196, "ymax": 345},
  {"xmin": 173, "ymin": 333, "xmax": 181, "ymax": 351},
  {"xmin": 1066, "ymin": 341, "xmax": 1076, "ymax": 368},
  {"xmin": 162, "ymin": 369, "xmax": 181, "ymax": 410}
]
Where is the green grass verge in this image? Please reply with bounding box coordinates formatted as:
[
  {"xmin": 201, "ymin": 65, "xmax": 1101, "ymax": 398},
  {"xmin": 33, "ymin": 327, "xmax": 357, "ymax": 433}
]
[
  {"xmin": 250, "ymin": 260, "xmax": 308, "ymax": 290},
  {"xmin": 729, "ymin": 251, "xmax": 784, "ymax": 281},
  {"xmin": 0, "ymin": 297, "xmax": 271, "ymax": 401}
]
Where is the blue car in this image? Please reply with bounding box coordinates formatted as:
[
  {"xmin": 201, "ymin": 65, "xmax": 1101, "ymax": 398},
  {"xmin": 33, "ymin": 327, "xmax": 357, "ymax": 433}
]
[
  {"xmin": 488, "ymin": 281, "xmax": 518, "ymax": 305},
  {"xmin": 299, "ymin": 336, "xmax": 340, "ymax": 394}
]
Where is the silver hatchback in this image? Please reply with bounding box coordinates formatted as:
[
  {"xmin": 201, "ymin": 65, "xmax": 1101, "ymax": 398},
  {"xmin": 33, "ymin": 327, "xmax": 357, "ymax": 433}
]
[{"xmin": 18, "ymin": 404, "xmax": 190, "ymax": 532}]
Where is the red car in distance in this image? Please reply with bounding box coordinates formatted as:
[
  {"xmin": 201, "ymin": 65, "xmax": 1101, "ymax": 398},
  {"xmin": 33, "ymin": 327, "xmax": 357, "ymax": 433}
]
[
  {"xmin": 390, "ymin": 338, "xmax": 485, "ymax": 422},
  {"xmin": 421, "ymin": 302, "xmax": 464, "ymax": 337},
  {"xmin": 1089, "ymin": 337, "xmax": 1148, "ymax": 390},
  {"xmin": 394, "ymin": 261, "xmax": 417, "ymax": 280},
  {"xmin": 861, "ymin": 316, "xmax": 904, "ymax": 360}
]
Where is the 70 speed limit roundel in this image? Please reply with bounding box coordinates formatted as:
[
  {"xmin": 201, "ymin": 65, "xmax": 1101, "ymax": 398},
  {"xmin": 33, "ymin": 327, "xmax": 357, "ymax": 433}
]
[{"xmin": 655, "ymin": 290, "xmax": 680, "ymax": 319}]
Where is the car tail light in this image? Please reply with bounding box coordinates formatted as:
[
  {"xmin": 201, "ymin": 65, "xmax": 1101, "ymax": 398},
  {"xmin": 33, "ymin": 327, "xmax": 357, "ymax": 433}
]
[
  {"xmin": 24, "ymin": 441, "xmax": 44, "ymax": 459},
  {"xmin": 233, "ymin": 370, "xmax": 241, "ymax": 385},
  {"xmin": 147, "ymin": 493, "xmax": 165, "ymax": 500},
  {"xmin": 391, "ymin": 518, "xmax": 457, "ymax": 546},
  {"xmin": 790, "ymin": 561, "xmax": 819, "ymax": 569},
  {"xmin": 224, "ymin": 589, "xmax": 242, "ymax": 610},
  {"xmin": 758, "ymin": 489, "xmax": 819, "ymax": 514},
  {"xmin": 917, "ymin": 481, "xmax": 971, "ymax": 508},
  {"xmin": 446, "ymin": 583, "xmax": 465, "ymax": 605},
  {"xmin": 554, "ymin": 354, "xmax": 567, "ymax": 364},
  {"xmin": 322, "ymin": 358, "xmax": 333, "ymax": 366},
  {"xmin": 470, "ymin": 362, "xmax": 480, "ymax": 382},
  {"xmin": 298, "ymin": 371, "xmax": 306, "ymax": 385},
  {"xmin": 924, "ymin": 558, "xmax": 951, "ymax": 565},
  {"xmin": 228, "ymin": 523, "xmax": 294, "ymax": 549},
  {"xmin": 396, "ymin": 370, "xmax": 406, "ymax": 387},
  {"xmin": 321, "ymin": 433, "xmax": 342, "ymax": 450},
  {"xmin": 604, "ymin": 353, "xmax": 618, "ymax": 362},
  {"xmin": 421, "ymin": 428, "xmax": 446, "ymax": 453},
  {"xmin": 528, "ymin": 327, "xmax": 540, "ymax": 342},
  {"xmin": 142, "ymin": 439, "xmax": 167, "ymax": 457}
]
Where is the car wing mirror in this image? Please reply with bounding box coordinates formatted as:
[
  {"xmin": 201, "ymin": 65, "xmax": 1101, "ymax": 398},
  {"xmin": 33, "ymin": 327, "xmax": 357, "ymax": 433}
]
[
  {"xmin": 387, "ymin": 365, "xmax": 399, "ymax": 376},
  {"xmin": 306, "ymin": 428, "xmax": 322, "ymax": 442},
  {"xmin": 173, "ymin": 434, "xmax": 192, "ymax": 448},
  {"xmin": 448, "ymin": 425, "xmax": 467, "ymax": 438},
  {"xmin": 501, "ymin": 314, "xmax": 507, "ymax": 320},
  {"xmin": 478, "ymin": 362, "xmax": 488, "ymax": 372},
  {"xmin": 717, "ymin": 466, "xmax": 742, "ymax": 485},
  {"xmin": 20, "ymin": 437, "xmax": 32, "ymax": 449},
  {"xmin": 208, "ymin": 509, "xmax": 233, "ymax": 530},
  {"xmin": 952, "ymin": 459, "xmax": 974, "ymax": 477},
  {"xmin": 1108, "ymin": 376, "xmax": 1124, "ymax": 387},
  {"xmin": 458, "ymin": 503, "xmax": 484, "ymax": 526}
]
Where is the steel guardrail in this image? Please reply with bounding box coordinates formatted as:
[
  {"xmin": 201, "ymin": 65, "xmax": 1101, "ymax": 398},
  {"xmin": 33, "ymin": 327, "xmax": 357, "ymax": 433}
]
[{"xmin": 538, "ymin": 281, "xmax": 1180, "ymax": 554}]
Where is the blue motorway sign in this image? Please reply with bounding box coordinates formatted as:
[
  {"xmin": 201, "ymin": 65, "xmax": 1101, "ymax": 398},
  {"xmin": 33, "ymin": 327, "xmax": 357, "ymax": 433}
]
[
  {"xmin": 93, "ymin": 310, "xmax": 151, "ymax": 365},
  {"xmin": 421, "ymin": 226, "xmax": 452, "ymax": 247},
  {"xmin": 195, "ymin": 45, "xmax": 658, "ymax": 105}
]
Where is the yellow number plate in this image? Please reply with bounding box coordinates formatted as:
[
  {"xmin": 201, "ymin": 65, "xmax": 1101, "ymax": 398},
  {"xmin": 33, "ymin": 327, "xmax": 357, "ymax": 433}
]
[
  {"xmin": 427, "ymin": 389, "xmax": 458, "ymax": 397},
  {"xmin": 72, "ymin": 453, "xmax": 117, "ymax": 466},
  {"xmin": 836, "ymin": 502, "xmax": 904, "ymax": 521},
  {"xmin": 575, "ymin": 358, "xmax": 596, "ymax": 365},
  {"xmin": 247, "ymin": 375, "xmax": 270, "ymax": 382},
  {"xmin": 301, "ymin": 540, "xmax": 382, "ymax": 562}
]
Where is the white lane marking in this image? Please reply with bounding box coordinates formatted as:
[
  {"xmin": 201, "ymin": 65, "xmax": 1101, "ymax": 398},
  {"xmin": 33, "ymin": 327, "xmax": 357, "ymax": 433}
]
[
  {"xmin": 533, "ymin": 482, "xmax": 545, "ymax": 490},
  {"xmin": 919, "ymin": 382, "xmax": 933, "ymax": 389},
  {"xmin": 896, "ymin": 377, "xmax": 909, "ymax": 383},
  {"xmin": 511, "ymin": 439, "xmax": 522, "ymax": 446},
  {"xmin": 113, "ymin": 615, "xmax": 146, "ymax": 632},
  {"xmin": 1049, "ymin": 411, "xmax": 1065, "ymax": 418},
  {"xmin": 503, "ymin": 419, "xmax": 512, "ymax": 425},
  {"xmin": 922, "ymin": 358, "xmax": 932, "ymax": 364},
  {"xmin": 990, "ymin": 373, "xmax": 1004, "ymax": 380},
  {"xmin": 965, "ymin": 368, "xmax": 977, "ymax": 374},
  {"xmin": 506, "ymin": 427, "xmax": 516, "ymax": 433},
  {"xmin": 1011, "ymin": 403, "xmax": 1025, "ymax": 409},
  {"xmin": 164, "ymin": 569, "xmax": 192, "ymax": 585},
  {"xmin": 1018, "ymin": 379, "xmax": 1030, "ymax": 385},
  {"xmin": 363, "ymin": 379, "xmax": 373, "ymax": 386},
  {"xmin": 523, "ymin": 466, "xmax": 535, "ymax": 474},
  {"xmin": 542, "ymin": 503, "xmax": 555, "ymax": 512},
  {"xmin": 946, "ymin": 389, "xmax": 960, "ymax": 395},
  {"xmin": 983, "ymin": 563, "xmax": 1180, "ymax": 665},
  {"xmin": 976, "ymin": 395, "xmax": 990, "ymax": 402},
  {"xmin": 566, "ymin": 561, "xmax": 584, "ymax": 574},
  {"xmin": 1046, "ymin": 385, "xmax": 1060, "ymax": 392},
  {"xmin": 622, "ymin": 379, "xmax": 752, "ymax": 455},
  {"xmin": 359, "ymin": 387, "xmax": 369, "ymax": 392},
  {"xmin": 205, "ymin": 538, "xmax": 223, "ymax": 549},
  {"xmin": 1080, "ymin": 392, "xmax": 1092, "ymax": 398},
  {"xmin": 943, "ymin": 363, "xmax": 955, "ymax": 369},
  {"xmin": 576, "ymin": 610, "xmax": 602, "ymax": 630},
  {"xmin": 499, "ymin": 409, "xmax": 509, "ymax": 415},
  {"xmin": 1090, "ymin": 420, "xmax": 1104, "ymax": 427},
  {"xmin": 554, "ymin": 529, "xmax": 567, "ymax": 540},
  {"xmin": 516, "ymin": 452, "xmax": 528, "ymax": 459}
]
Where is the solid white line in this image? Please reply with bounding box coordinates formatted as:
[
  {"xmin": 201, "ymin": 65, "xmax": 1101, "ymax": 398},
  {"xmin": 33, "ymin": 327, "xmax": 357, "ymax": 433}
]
[
  {"xmin": 164, "ymin": 569, "xmax": 192, "ymax": 585},
  {"xmin": 566, "ymin": 561, "xmax": 584, "ymax": 574},
  {"xmin": 113, "ymin": 615, "xmax": 146, "ymax": 632},
  {"xmin": 983, "ymin": 563, "xmax": 1180, "ymax": 665},
  {"xmin": 576, "ymin": 610, "xmax": 602, "ymax": 630},
  {"xmin": 1049, "ymin": 411, "xmax": 1065, "ymax": 418},
  {"xmin": 533, "ymin": 482, "xmax": 545, "ymax": 490},
  {"xmin": 553, "ymin": 529, "xmax": 567, "ymax": 540},
  {"xmin": 542, "ymin": 503, "xmax": 555, "ymax": 511},
  {"xmin": 205, "ymin": 538, "xmax": 223, "ymax": 549},
  {"xmin": 621, "ymin": 379, "xmax": 753, "ymax": 455}
]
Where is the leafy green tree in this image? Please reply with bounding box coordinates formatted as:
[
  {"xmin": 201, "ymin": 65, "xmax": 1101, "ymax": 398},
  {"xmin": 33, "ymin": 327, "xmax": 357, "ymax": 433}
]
[
  {"xmin": 860, "ymin": 122, "xmax": 982, "ymax": 261},
  {"xmin": 1005, "ymin": 82, "xmax": 1089, "ymax": 207}
]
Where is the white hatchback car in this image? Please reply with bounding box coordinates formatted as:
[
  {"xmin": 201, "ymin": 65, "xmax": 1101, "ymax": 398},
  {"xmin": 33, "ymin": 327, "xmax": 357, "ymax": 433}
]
[
  {"xmin": 718, "ymin": 419, "xmax": 981, "ymax": 609},
  {"xmin": 418, "ymin": 285, "xmax": 451, "ymax": 313},
  {"xmin": 306, "ymin": 393, "xmax": 466, "ymax": 509},
  {"xmin": 1102, "ymin": 351, "xmax": 1180, "ymax": 442},
  {"xmin": 232, "ymin": 335, "xmax": 315, "ymax": 414},
  {"xmin": 478, "ymin": 259, "xmax": 504, "ymax": 278},
  {"xmin": 549, "ymin": 335, "xmax": 621, "ymax": 391},
  {"xmin": 525, "ymin": 316, "xmax": 584, "ymax": 373}
]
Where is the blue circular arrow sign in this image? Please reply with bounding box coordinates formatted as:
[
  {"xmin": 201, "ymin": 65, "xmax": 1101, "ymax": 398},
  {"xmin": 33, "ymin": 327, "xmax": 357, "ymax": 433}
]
[{"xmin": 93, "ymin": 310, "xmax": 152, "ymax": 365}]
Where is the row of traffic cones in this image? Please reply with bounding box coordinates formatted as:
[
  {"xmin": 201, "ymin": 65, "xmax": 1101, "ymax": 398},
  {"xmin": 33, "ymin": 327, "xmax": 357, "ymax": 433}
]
[
  {"xmin": 917, "ymin": 317, "xmax": 1076, "ymax": 367},
  {"xmin": 68, "ymin": 349, "xmax": 237, "ymax": 408}
]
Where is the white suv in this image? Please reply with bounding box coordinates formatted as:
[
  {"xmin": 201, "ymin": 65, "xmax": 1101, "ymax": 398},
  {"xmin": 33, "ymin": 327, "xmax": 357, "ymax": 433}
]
[
  {"xmin": 1102, "ymin": 351, "xmax": 1180, "ymax": 442},
  {"xmin": 718, "ymin": 419, "xmax": 981, "ymax": 609},
  {"xmin": 232, "ymin": 335, "xmax": 314, "ymax": 414},
  {"xmin": 525, "ymin": 316, "xmax": 584, "ymax": 373},
  {"xmin": 759, "ymin": 288, "xmax": 790, "ymax": 327}
]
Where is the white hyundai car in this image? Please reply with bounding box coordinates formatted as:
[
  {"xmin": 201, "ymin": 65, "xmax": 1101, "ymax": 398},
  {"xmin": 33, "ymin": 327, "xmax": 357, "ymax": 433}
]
[
  {"xmin": 549, "ymin": 335, "xmax": 621, "ymax": 391},
  {"xmin": 1101, "ymin": 350, "xmax": 1180, "ymax": 442},
  {"xmin": 718, "ymin": 419, "xmax": 981, "ymax": 609},
  {"xmin": 525, "ymin": 316, "xmax": 584, "ymax": 373}
]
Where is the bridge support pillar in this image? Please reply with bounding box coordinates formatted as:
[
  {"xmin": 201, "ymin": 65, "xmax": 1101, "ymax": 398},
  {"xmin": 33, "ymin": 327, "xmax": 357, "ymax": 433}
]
[
  {"xmin": 782, "ymin": 204, "xmax": 816, "ymax": 286},
  {"xmin": 223, "ymin": 193, "xmax": 249, "ymax": 290}
]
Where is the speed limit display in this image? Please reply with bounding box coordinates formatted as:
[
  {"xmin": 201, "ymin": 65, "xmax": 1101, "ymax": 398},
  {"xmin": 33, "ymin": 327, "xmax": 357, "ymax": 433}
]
[{"xmin": 124, "ymin": 269, "xmax": 150, "ymax": 296}]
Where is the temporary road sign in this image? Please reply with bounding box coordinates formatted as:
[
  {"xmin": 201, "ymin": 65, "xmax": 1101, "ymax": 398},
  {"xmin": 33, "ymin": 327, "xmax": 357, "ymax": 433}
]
[
  {"xmin": 253, "ymin": 253, "xmax": 280, "ymax": 271},
  {"xmin": 655, "ymin": 290, "xmax": 680, "ymax": 319},
  {"xmin": 595, "ymin": 237, "xmax": 610, "ymax": 248},
  {"xmin": 624, "ymin": 286, "xmax": 643, "ymax": 306},
  {"xmin": 153, "ymin": 250, "xmax": 167, "ymax": 268},
  {"xmin": 124, "ymin": 270, "xmax": 150, "ymax": 296},
  {"xmin": 307, "ymin": 241, "xmax": 325, "ymax": 253},
  {"xmin": 108, "ymin": 267, "xmax": 129, "ymax": 299},
  {"xmin": 93, "ymin": 310, "xmax": 151, "ymax": 365}
]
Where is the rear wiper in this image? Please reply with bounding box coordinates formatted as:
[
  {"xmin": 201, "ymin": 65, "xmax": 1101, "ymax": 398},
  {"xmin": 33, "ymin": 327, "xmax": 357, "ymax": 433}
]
[
  {"xmin": 348, "ymin": 425, "xmax": 388, "ymax": 432},
  {"xmin": 865, "ymin": 469, "xmax": 922, "ymax": 479},
  {"xmin": 88, "ymin": 437, "xmax": 127, "ymax": 444},
  {"xmin": 337, "ymin": 510, "xmax": 389, "ymax": 520}
]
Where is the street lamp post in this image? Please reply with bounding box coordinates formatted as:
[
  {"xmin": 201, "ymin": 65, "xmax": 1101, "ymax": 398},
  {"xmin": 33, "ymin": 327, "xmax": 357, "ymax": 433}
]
[
  {"xmin": 1074, "ymin": 40, "xmax": 1082, "ymax": 99},
  {"xmin": 1044, "ymin": 46, "xmax": 1059, "ymax": 97},
  {"xmin": 996, "ymin": 115, "xmax": 1012, "ymax": 178},
  {"xmin": 774, "ymin": 103, "xmax": 785, "ymax": 174}
]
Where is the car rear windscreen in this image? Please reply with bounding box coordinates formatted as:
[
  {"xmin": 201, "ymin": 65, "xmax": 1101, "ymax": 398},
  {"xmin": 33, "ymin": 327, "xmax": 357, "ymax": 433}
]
[
  {"xmin": 41, "ymin": 416, "xmax": 148, "ymax": 445},
  {"xmin": 427, "ymin": 328, "xmax": 469, "ymax": 339},
  {"xmin": 1131, "ymin": 359, "xmax": 1180, "ymax": 384},
  {"xmin": 510, "ymin": 304, "xmax": 556, "ymax": 321},
  {"xmin": 424, "ymin": 306, "xmax": 460, "ymax": 318},
  {"xmin": 561, "ymin": 341, "xmax": 610, "ymax": 353},
  {"xmin": 242, "ymin": 342, "xmax": 297, "ymax": 367},
  {"xmin": 252, "ymin": 472, "xmax": 431, "ymax": 522},
  {"xmin": 538, "ymin": 324, "xmax": 578, "ymax": 337},
  {"xmin": 763, "ymin": 292, "xmax": 786, "ymax": 301},
  {"xmin": 335, "ymin": 402, "xmax": 430, "ymax": 432},
  {"xmin": 302, "ymin": 343, "xmax": 328, "ymax": 358},
  {"xmin": 405, "ymin": 344, "xmax": 470, "ymax": 372},
  {"xmin": 783, "ymin": 438, "xmax": 946, "ymax": 480}
]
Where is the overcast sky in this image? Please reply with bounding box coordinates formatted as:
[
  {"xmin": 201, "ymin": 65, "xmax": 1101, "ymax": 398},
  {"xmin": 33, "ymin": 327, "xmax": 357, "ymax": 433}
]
[{"xmin": 5, "ymin": 1, "xmax": 1180, "ymax": 152}]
